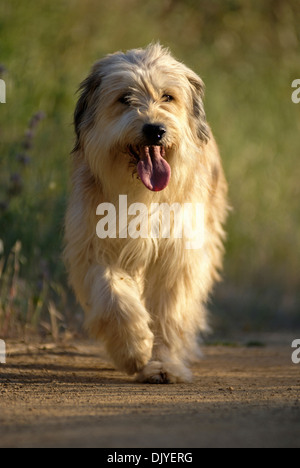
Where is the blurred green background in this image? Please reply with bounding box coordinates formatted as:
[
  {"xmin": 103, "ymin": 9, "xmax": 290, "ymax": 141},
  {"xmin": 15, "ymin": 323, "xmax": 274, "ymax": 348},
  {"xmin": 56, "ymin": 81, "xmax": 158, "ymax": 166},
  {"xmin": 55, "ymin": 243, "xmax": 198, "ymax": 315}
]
[{"xmin": 0, "ymin": 0, "xmax": 300, "ymax": 338}]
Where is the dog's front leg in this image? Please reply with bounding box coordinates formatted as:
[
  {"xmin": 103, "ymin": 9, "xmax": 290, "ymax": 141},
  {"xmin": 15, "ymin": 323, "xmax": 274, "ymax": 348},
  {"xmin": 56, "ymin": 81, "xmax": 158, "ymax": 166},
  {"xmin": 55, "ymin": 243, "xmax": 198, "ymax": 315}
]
[
  {"xmin": 84, "ymin": 265, "xmax": 154, "ymax": 375},
  {"xmin": 138, "ymin": 263, "xmax": 205, "ymax": 384}
]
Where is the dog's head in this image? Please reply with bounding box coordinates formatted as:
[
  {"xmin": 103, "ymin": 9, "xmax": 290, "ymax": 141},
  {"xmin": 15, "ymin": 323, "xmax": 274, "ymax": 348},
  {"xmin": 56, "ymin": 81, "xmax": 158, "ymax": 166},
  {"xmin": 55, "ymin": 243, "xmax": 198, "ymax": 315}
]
[{"xmin": 73, "ymin": 44, "xmax": 210, "ymax": 192}]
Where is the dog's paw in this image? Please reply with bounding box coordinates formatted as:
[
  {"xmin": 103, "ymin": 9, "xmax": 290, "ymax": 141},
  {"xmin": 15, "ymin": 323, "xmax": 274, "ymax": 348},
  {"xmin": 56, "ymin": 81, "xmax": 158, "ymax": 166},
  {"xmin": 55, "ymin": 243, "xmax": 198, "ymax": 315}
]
[
  {"xmin": 136, "ymin": 360, "xmax": 192, "ymax": 384},
  {"xmin": 121, "ymin": 353, "xmax": 150, "ymax": 376},
  {"xmin": 113, "ymin": 335, "xmax": 154, "ymax": 376}
]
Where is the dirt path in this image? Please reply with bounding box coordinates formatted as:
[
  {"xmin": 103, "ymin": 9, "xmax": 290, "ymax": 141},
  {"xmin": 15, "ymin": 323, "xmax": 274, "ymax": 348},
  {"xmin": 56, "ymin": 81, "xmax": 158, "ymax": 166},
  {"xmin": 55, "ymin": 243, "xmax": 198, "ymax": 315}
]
[{"xmin": 0, "ymin": 335, "xmax": 300, "ymax": 448}]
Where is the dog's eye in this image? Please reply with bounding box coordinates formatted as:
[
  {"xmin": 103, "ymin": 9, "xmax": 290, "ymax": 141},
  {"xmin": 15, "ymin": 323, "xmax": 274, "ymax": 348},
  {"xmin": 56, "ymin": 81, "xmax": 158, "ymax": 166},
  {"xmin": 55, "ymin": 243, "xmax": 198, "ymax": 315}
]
[
  {"xmin": 118, "ymin": 94, "xmax": 131, "ymax": 106},
  {"xmin": 162, "ymin": 94, "xmax": 174, "ymax": 103}
]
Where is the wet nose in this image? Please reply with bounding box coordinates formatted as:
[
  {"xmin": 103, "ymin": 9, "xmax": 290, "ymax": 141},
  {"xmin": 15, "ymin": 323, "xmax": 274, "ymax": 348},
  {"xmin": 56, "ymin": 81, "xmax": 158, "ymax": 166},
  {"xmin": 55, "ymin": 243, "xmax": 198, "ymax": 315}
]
[{"xmin": 142, "ymin": 124, "xmax": 166, "ymax": 145}]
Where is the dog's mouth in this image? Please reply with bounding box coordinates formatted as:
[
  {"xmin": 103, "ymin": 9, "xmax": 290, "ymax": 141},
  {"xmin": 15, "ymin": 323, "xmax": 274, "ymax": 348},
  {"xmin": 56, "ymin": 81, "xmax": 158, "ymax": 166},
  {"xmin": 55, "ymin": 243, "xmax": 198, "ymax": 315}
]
[{"xmin": 128, "ymin": 145, "xmax": 171, "ymax": 192}]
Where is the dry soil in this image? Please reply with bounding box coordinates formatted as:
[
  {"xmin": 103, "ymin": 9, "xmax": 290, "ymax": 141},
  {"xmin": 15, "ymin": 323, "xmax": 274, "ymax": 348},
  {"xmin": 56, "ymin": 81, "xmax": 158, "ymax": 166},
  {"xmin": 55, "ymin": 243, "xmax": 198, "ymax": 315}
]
[{"xmin": 0, "ymin": 335, "xmax": 300, "ymax": 448}]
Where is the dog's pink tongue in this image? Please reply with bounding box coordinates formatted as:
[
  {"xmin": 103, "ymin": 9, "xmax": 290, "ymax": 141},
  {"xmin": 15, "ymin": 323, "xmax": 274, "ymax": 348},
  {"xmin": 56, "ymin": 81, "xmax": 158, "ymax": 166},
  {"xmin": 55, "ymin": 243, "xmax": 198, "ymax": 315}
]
[{"xmin": 137, "ymin": 146, "xmax": 171, "ymax": 192}]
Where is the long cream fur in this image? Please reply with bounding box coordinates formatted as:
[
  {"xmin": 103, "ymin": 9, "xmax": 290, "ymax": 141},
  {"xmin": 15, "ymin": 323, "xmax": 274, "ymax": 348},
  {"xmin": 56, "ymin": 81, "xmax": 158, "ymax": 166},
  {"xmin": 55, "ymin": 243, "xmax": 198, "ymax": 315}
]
[{"xmin": 64, "ymin": 44, "xmax": 228, "ymax": 383}]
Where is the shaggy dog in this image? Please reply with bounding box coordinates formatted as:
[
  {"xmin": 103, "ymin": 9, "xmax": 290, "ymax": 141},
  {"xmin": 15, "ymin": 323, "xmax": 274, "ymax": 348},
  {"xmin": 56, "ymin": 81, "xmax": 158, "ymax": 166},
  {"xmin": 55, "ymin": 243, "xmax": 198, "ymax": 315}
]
[{"xmin": 64, "ymin": 44, "xmax": 228, "ymax": 383}]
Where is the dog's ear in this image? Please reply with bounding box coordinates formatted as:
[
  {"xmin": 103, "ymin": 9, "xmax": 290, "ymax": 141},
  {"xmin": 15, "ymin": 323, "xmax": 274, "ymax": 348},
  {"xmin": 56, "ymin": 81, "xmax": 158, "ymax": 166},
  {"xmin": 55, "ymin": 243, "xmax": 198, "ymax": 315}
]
[
  {"xmin": 187, "ymin": 74, "xmax": 210, "ymax": 144},
  {"xmin": 73, "ymin": 63, "xmax": 102, "ymax": 152}
]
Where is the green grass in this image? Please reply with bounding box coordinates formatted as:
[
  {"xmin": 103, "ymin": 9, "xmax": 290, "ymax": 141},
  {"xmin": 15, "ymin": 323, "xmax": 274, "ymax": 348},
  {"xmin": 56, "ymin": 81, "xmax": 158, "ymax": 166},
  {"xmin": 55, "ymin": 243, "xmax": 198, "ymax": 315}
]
[{"xmin": 0, "ymin": 0, "xmax": 300, "ymax": 337}]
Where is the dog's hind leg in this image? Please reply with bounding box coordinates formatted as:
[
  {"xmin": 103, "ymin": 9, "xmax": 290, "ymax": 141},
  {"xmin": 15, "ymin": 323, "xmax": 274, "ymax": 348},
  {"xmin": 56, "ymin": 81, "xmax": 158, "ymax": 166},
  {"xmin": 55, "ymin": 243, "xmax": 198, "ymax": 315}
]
[{"xmin": 84, "ymin": 265, "xmax": 154, "ymax": 375}]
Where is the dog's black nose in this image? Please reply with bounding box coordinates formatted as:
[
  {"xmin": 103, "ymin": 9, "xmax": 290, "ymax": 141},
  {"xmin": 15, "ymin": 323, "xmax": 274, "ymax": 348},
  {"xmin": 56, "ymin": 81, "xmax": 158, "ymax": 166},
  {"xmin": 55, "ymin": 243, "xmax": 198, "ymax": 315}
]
[{"xmin": 143, "ymin": 124, "xmax": 166, "ymax": 145}]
